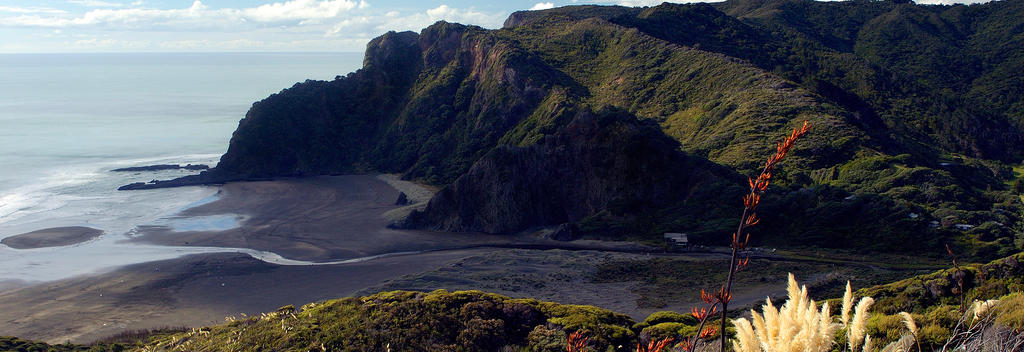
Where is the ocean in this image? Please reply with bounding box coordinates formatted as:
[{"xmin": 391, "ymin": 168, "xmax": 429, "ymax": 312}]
[{"xmin": 0, "ymin": 52, "xmax": 363, "ymax": 282}]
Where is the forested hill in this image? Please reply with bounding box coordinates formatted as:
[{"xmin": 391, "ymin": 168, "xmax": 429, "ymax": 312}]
[{"xmin": 141, "ymin": 0, "xmax": 1024, "ymax": 259}]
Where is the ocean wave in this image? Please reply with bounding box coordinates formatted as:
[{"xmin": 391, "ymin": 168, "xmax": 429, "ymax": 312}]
[{"xmin": 0, "ymin": 154, "xmax": 221, "ymax": 232}]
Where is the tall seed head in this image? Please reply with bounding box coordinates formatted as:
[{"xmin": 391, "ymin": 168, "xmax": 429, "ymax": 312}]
[{"xmin": 841, "ymin": 281, "xmax": 854, "ymax": 328}]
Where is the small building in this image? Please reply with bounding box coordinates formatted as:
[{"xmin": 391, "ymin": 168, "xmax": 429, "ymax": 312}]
[{"xmin": 664, "ymin": 232, "xmax": 690, "ymax": 250}]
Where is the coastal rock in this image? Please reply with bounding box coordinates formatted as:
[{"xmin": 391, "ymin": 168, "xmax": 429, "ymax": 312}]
[
  {"xmin": 395, "ymin": 192, "xmax": 410, "ymax": 206},
  {"xmin": 548, "ymin": 223, "xmax": 580, "ymax": 241},
  {"xmin": 111, "ymin": 164, "xmax": 209, "ymax": 172},
  {"xmin": 117, "ymin": 2, "xmax": 1024, "ymax": 254},
  {"xmin": 405, "ymin": 108, "xmax": 733, "ymax": 234}
]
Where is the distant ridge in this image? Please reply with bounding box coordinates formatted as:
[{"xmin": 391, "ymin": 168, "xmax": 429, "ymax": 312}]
[{"xmin": 130, "ymin": 0, "xmax": 1024, "ymax": 259}]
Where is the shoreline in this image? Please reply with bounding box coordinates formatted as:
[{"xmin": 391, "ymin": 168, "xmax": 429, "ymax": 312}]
[
  {"xmin": 127, "ymin": 175, "xmax": 521, "ymax": 262},
  {"xmin": 0, "ymin": 174, "xmax": 720, "ymax": 344},
  {"xmin": 0, "ymin": 174, "xmax": 914, "ymax": 345}
]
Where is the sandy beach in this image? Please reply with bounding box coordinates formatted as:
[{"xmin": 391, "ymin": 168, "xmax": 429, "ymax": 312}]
[
  {"xmin": 0, "ymin": 250, "xmax": 494, "ymax": 343},
  {"xmin": 0, "ymin": 174, "xmax": 791, "ymax": 344},
  {"xmin": 129, "ymin": 175, "xmax": 516, "ymax": 261}
]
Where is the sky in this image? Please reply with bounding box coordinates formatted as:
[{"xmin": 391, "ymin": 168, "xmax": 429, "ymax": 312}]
[{"xmin": 0, "ymin": 0, "xmax": 995, "ymax": 53}]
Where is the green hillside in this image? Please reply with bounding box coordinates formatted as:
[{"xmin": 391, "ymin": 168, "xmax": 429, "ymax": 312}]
[
  {"xmin": 136, "ymin": 0, "xmax": 1024, "ymax": 260},
  {"xmin": 8, "ymin": 252, "xmax": 1024, "ymax": 351}
]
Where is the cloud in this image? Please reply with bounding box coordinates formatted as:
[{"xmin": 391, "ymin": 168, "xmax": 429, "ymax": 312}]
[
  {"xmin": 598, "ymin": 0, "xmax": 723, "ymax": 6},
  {"xmin": 530, "ymin": 2, "xmax": 555, "ymax": 10},
  {"xmin": 1, "ymin": 0, "xmax": 367, "ymax": 29},
  {"xmin": 73, "ymin": 37, "xmax": 150, "ymax": 49},
  {"xmin": 243, "ymin": 0, "xmax": 362, "ymax": 22},
  {"xmin": 0, "ymin": 6, "xmax": 68, "ymax": 14},
  {"xmin": 329, "ymin": 4, "xmax": 506, "ymax": 36},
  {"xmin": 66, "ymin": 0, "xmax": 125, "ymax": 7},
  {"xmin": 424, "ymin": 5, "xmax": 503, "ymax": 26},
  {"xmin": 0, "ymin": 0, "xmax": 514, "ymax": 52}
]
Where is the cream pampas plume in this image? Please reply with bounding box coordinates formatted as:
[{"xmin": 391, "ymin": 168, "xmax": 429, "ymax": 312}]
[
  {"xmin": 898, "ymin": 312, "xmax": 918, "ymax": 338},
  {"xmin": 730, "ymin": 274, "xmax": 837, "ymax": 352},
  {"xmin": 971, "ymin": 299, "xmax": 998, "ymax": 322},
  {"xmin": 848, "ymin": 296, "xmax": 875, "ymax": 351},
  {"xmin": 842, "ymin": 281, "xmax": 854, "ymax": 328},
  {"xmin": 732, "ymin": 317, "xmax": 758, "ymax": 352}
]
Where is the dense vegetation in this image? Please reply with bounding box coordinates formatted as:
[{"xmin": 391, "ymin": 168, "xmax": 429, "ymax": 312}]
[
  {"xmin": 7, "ymin": 253, "xmax": 1022, "ymax": 351},
  {"xmin": 142, "ymin": 0, "xmax": 1024, "ymax": 260},
  {"xmin": 4, "ymin": 290, "xmax": 644, "ymax": 352},
  {"xmin": 837, "ymin": 252, "xmax": 1024, "ymax": 350}
]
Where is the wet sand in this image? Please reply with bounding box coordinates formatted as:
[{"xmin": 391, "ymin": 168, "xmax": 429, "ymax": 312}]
[
  {"xmin": 130, "ymin": 175, "xmax": 514, "ymax": 262},
  {"xmin": 0, "ymin": 247, "xmax": 786, "ymax": 344},
  {"xmin": 0, "ymin": 250, "xmax": 490, "ymax": 343},
  {"xmin": 1, "ymin": 174, "xmax": 779, "ymax": 344},
  {"xmin": 2, "ymin": 226, "xmax": 103, "ymax": 249}
]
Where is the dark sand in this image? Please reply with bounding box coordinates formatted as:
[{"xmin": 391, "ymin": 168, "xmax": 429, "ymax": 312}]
[
  {"xmin": 0, "ymin": 250, "xmax": 495, "ymax": 343},
  {"xmin": 130, "ymin": 175, "xmax": 516, "ymax": 261},
  {"xmin": 0, "ymin": 175, "xmax": 787, "ymax": 344},
  {"xmin": 2, "ymin": 226, "xmax": 102, "ymax": 249}
]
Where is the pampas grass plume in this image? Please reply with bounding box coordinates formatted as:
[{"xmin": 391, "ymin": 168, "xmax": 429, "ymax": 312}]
[
  {"xmin": 848, "ymin": 297, "xmax": 875, "ymax": 351},
  {"xmin": 971, "ymin": 299, "xmax": 998, "ymax": 322},
  {"xmin": 898, "ymin": 312, "xmax": 917, "ymax": 337},
  {"xmin": 842, "ymin": 281, "xmax": 854, "ymax": 328},
  {"xmin": 730, "ymin": 274, "xmax": 837, "ymax": 352}
]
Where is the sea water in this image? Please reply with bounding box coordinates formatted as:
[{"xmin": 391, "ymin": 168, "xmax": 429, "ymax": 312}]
[{"xmin": 0, "ymin": 52, "xmax": 363, "ymax": 282}]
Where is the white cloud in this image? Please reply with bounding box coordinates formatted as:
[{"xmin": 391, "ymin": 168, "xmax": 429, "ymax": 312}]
[
  {"xmin": 1, "ymin": 0, "xmax": 367, "ymax": 29},
  {"xmin": 602, "ymin": 0, "xmax": 723, "ymax": 6},
  {"xmin": 0, "ymin": 0, "xmax": 527, "ymax": 52},
  {"xmin": 0, "ymin": 6, "xmax": 67, "ymax": 14},
  {"xmin": 616, "ymin": 0, "xmax": 676, "ymax": 5},
  {"xmin": 423, "ymin": 5, "xmax": 505, "ymax": 28},
  {"xmin": 67, "ymin": 0, "xmax": 125, "ymax": 7},
  {"xmin": 73, "ymin": 37, "xmax": 150, "ymax": 48},
  {"xmin": 530, "ymin": 2, "xmax": 555, "ymax": 10},
  {"xmin": 243, "ymin": 0, "xmax": 361, "ymax": 22},
  {"xmin": 329, "ymin": 4, "xmax": 505, "ymax": 36}
]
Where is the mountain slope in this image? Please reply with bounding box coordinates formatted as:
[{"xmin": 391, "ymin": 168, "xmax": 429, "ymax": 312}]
[{"xmin": 140, "ymin": 0, "xmax": 1024, "ymax": 258}]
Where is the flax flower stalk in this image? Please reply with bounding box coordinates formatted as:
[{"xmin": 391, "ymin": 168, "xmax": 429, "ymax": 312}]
[{"xmin": 717, "ymin": 121, "xmax": 810, "ymax": 351}]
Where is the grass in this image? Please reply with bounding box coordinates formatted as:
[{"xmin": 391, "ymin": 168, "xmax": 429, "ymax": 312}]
[
  {"xmin": 591, "ymin": 256, "xmax": 928, "ymax": 310},
  {"xmin": 770, "ymin": 248, "xmax": 948, "ymax": 270}
]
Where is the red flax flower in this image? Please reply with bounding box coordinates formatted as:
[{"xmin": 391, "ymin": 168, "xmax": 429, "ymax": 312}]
[
  {"xmin": 566, "ymin": 331, "xmax": 589, "ymax": 352},
  {"xmin": 690, "ymin": 305, "xmax": 717, "ymax": 321},
  {"xmin": 678, "ymin": 339, "xmax": 694, "ymax": 352},
  {"xmin": 714, "ymin": 288, "xmax": 732, "ymax": 305},
  {"xmin": 699, "ymin": 326, "xmax": 718, "ymax": 340},
  {"xmin": 700, "ymin": 289, "xmax": 715, "ymax": 304},
  {"xmin": 715, "ymin": 120, "xmax": 810, "ymax": 351},
  {"xmin": 735, "ymin": 256, "xmax": 751, "ymax": 273},
  {"xmin": 636, "ymin": 337, "xmax": 674, "ymax": 352}
]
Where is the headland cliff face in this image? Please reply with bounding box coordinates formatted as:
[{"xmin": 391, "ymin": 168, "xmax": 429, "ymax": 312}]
[{"xmin": 131, "ymin": 0, "xmax": 1024, "ymax": 258}]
